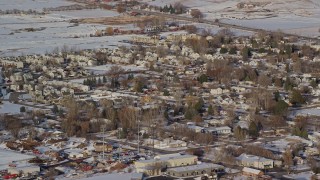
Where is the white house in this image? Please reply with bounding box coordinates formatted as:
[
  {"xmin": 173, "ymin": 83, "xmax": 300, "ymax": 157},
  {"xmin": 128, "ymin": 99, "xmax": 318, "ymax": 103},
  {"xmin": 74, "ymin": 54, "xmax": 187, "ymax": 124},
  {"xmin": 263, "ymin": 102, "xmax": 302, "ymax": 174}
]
[{"xmin": 206, "ymin": 126, "xmax": 231, "ymax": 136}]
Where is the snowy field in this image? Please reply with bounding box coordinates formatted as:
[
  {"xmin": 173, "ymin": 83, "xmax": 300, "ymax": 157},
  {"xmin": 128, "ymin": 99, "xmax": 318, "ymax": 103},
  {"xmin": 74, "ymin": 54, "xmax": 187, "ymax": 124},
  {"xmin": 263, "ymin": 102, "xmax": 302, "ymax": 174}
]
[
  {"xmin": 290, "ymin": 108, "xmax": 320, "ymax": 117},
  {"xmin": 0, "ymin": 15, "xmax": 133, "ymax": 57},
  {"xmin": 0, "ymin": 101, "xmax": 26, "ymax": 114},
  {"xmin": 49, "ymin": 9, "xmax": 119, "ymax": 19},
  {"xmin": 0, "ymin": 0, "xmax": 79, "ymax": 11},
  {"xmin": 0, "ymin": 149, "xmax": 35, "ymax": 170},
  {"xmin": 1, "ymin": 0, "xmax": 320, "ymax": 57},
  {"xmin": 0, "ymin": 1, "xmax": 125, "ymax": 57},
  {"xmin": 142, "ymin": 0, "xmax": 320, "ymax": 38}
]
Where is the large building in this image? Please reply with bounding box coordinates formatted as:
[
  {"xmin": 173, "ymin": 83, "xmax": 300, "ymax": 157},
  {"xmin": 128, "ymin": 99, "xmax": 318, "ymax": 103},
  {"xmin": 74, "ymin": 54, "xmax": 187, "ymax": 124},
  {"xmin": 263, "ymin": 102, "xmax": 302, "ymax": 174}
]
[
  {"xmin": 166, "ymin": 163, "xmax": 224, "ymax": 178},
  {"xmin": 236, "ymin": 153, "xmax": 274, "ymax": 169},
  {"xmin": 135, "ymin": 153, "xmax": 198, "ymax": 175}
]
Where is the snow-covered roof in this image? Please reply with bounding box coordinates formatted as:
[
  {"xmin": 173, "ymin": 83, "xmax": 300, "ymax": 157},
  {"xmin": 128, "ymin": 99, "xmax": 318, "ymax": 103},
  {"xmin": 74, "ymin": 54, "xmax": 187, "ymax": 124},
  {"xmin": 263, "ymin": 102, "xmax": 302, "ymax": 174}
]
[
  {"xmin": 237, "ymin": 153, "xmax": 272, "ymax": 163},
  {"xmin": 242, "ymin": 167, "xmax": 262, "ymax": 175},
  {"xmin": 168, "ymin": 163, "xmax": 224, "ymax": 172}
]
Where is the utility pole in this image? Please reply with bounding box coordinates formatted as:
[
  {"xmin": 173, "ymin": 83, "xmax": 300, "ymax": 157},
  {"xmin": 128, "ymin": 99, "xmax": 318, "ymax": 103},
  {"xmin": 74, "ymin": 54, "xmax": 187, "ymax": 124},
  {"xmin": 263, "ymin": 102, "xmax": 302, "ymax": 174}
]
[
  {"xmin": 101, "ymin": 124, "xmax": 106, "ymax": 160},
  {"xmin": 137, "ymin": 120, "xmax": 141, "ymax": 154},
  {"xmin": 118, "ymin": 127, "xmax": 122, "ymax": 162},
  {"xmin": 151, "ymin": 123, "xmax": 156, "ymax": 157}
]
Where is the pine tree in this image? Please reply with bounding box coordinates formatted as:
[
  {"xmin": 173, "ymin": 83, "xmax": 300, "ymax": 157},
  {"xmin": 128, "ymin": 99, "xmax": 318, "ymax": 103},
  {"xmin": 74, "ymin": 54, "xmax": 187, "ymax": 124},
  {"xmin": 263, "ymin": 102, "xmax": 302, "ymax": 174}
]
[
  {"xmin": 207, "ymin": 105, "xmax": 214, "ymax": 116},
  {"xmin": 98, "ymin": 77, "xmax": 102, "ymax": 85},
  {"xmin": 248, "ymin": 121, "xmax": 259, "ymax": 138},
  {"xmin": 103, "ymin": 76, "xmax": 107, "ymax": 83}
]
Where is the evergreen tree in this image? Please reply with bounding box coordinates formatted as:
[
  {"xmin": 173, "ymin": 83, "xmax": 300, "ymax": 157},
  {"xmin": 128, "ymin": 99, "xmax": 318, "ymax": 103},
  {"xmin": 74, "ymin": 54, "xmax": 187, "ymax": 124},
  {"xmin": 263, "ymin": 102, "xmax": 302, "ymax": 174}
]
[
  {"xmin": 163, "ymin": 89, "xmax": 170, "ymax": 96},
  {"xmin": 207, "ymin": 105, "xmax": 214, "ymax": 116},
  {"xmin": 103, "ymin": 76, "xmax": 107, "ymax": 83},
  {"xmin": 248, "ymin": 121, "xmax": 259, "ymax": 138},
  {"xmin": 273, "ymin": 100, "xmax": 288, "ymax": 115},
  {"xmin": 274, "ymin": 91, "xmax": 281, "ymax": 101},
  {"xmin": 290, "ymin": 90, "xmax": 306, "ymax": 105},
  {"xmin": 52, "ymin": 104, "xmax": 59, "ymax": 114},
  {"xmin": 234, "ymin": 126, "xmax": 246, "ymax": 141},
  {"xmin": 198, "ymin": 74, "xmax": 208, "ymax": 84},
  {"xmin": 98, "ymin": 77, "xmax": 102, "ymax": 85},
  {"xmin": 185, "ymin": 107, "xmax": 197, "ymax": 120},
  {"xmin": 194, "ymin": 98, "xmax": 204, "ymax": 112},
  {"xmin": 163, "ymin": 5, "xmax": 168, "ymax": 12}
]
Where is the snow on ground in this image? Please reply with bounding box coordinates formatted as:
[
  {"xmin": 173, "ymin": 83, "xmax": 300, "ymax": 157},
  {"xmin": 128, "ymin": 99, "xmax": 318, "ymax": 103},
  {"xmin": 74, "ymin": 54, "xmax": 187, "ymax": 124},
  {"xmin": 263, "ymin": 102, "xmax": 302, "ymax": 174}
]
[
  {"xmin": 282, "ymin": 171, "xmax": 314, "ymax": 180},
  {"xmin": 142, "ymin": 0, "xmax": 320, "ymax": 38},
  {"xmin": 75, "ymin": 173, "xmax": 143, "ymax": 180},
  {"xmin": 84, "ymin": 64, "xmax": 146, "ymax": 75},
  {"xmin": 0, "ymin": 148, "xmax": 35, "ymax": 170},
  {"xmin": 0, "ymin": 0, "xmax": 81, "ymax": 11},
  {"xmin": 0, "ymin": 101, "xmax": 26, "ymax": 114},
  {"xmin": 0, "ymin": 2, "xmax": 125, "ymax": 57},
  {"xmin": 48, "ymin": 9, "xmax": 119, "ymax": 19},
  {"xmin": 290, "ymin": 108, "xmax": 320, "ymax": 117}
]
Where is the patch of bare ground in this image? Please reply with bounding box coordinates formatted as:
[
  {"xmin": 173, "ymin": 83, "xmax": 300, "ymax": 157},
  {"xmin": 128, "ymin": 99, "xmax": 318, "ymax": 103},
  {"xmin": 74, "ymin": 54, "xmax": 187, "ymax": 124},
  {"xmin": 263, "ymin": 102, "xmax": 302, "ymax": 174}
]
[{"xmin": 74, "ymin": 15, "xmax": 159, "ymax": 25}]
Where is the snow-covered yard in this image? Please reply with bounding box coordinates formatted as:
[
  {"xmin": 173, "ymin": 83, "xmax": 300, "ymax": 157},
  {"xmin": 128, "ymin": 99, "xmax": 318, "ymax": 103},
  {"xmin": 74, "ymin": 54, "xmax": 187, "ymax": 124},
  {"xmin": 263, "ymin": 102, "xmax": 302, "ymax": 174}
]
[
  {"xmin": 0, "ymin": 148, "xmax": 35, "ymax": 170},
  {"xmin": 84, "ymin": 64, "xmax": 146, "ymax": 75},
  {"xmin": 0, "ymin": 101, "xmax": 26, "ymax": 114}
]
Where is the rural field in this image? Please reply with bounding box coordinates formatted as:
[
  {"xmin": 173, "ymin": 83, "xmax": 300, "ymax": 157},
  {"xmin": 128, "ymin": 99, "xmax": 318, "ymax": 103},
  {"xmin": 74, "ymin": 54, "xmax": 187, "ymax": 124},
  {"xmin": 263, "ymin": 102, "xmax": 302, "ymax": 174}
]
[{"xmin": 1, "ymin": 0, "xmax": 319, "ymax": 56}]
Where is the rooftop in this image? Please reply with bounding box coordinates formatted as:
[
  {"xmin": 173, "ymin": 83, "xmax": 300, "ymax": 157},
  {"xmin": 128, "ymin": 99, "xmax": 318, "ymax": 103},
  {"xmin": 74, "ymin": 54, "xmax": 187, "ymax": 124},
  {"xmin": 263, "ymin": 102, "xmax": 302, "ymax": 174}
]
[
  {"xmin": 168, "ymin": 163, "xmax": 224, "ymax": 172},
  {"xmin": 237, "ymin": 153, "xmax": 272, "ymax": 163}
]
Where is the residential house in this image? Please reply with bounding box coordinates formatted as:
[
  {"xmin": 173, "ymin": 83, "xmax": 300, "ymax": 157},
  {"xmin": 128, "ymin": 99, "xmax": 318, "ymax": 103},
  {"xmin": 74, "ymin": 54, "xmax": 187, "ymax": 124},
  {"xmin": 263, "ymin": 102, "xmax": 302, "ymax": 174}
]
[
  {"xmin": 93, "ymin": 142, "xmax": 113, "ymax": 152},
  {"xmin": 237, "ymin": 153, "xmax": 274, "ymax": 169},
  {"xmin": 206, "ymin": 126, "xmax": 232, "ymax": 136},
  {"xmin": 242, "ymin": 167, "xmax": 264, "ymax": 178}
]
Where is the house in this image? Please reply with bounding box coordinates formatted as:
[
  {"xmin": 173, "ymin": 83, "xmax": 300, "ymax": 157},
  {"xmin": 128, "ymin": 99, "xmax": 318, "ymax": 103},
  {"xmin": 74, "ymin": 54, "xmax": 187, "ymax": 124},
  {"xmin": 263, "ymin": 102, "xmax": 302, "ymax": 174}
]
[
  {"xmin": 93, "ymin": 142, "xmax": 113, "ymax": 152},
  {"xmin": 166, "ymin": 163, "xmax": 224, "ymax": 178},
  {"xmin": 206, "ymin": 126, "xmax": 232, "ymax": 136},
  {"xmin": 293, "ymin": 156, "xmax": 304, "ymax": 165},
  {"xmin": 144, "ymin": 138, "xmax": 187, "ymax": 149},
  {"xmin": 64, "ymin": 149, "xmax": 85, "ymax": 159},
  {"xmin": 242, "ymin": 167, "xmax": 264, "ymax": 178},
  {"xmin": 135, "ymin": 153, "xmax": 198, "ymax": 175},
  {"xmin": 0, "ymin": 59, "xmax": 24, "ymax": 68},
  {"xmin": 237, "ymin": 153, "xmax": 274, "ymax": 169}
]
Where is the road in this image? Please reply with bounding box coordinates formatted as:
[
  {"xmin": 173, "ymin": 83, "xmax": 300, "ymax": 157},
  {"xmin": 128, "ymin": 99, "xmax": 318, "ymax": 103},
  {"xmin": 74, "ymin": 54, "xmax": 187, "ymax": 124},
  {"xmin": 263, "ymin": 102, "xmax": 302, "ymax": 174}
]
[{"xmin": 132, "ymin": 10, "xmax": 320, "ymax": 43}]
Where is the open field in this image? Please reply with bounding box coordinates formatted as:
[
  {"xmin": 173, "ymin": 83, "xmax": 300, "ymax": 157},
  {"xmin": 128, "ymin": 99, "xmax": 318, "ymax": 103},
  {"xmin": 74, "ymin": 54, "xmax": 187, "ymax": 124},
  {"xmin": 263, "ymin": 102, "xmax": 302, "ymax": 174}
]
[
  {"xmin": 0, "ymin": 0, "xmax": 79, "ymax": 11},
  {"xmin": 141, "ymin": 0, "xmax": 320, "ymax": 38},
  {"xmin": 77, "ymin": 15, "xmax": 157, "ymax": 25},
  {"xmin": 0, "ymin": 0, "xmax": 127, "ymax": 57}
]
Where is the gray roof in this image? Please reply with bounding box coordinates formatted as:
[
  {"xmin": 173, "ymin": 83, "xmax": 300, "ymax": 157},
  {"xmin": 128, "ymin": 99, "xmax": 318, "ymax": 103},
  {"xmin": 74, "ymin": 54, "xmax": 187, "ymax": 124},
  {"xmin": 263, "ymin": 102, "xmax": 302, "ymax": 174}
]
[
  {"xmin": 236, "ymin": 153, "xmax": 273, "ymax": 163},
  {"xmin": 167, "ymin": 163, "xmax": 224, "ymax": 173}
]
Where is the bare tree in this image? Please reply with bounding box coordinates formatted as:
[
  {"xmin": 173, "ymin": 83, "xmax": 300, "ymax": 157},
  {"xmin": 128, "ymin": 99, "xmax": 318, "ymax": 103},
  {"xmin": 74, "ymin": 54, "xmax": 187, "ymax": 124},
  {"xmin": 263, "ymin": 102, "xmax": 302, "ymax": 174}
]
[
  {"xmin": 282, "ymin": 149, "xmax": 293, "ymax": 174},
  {"xmin": 190, "ymin": 9, "xmax": 203, "ymax": 19},
  {"xmin": 118, "ymin": 107, "xmax": 140, "ymax": 137},
  {"xmin": 184, "ymin": 25, "xmax": 197, "ymax": 34},
  {"xmin": 107, "ymin": 65, "xmax": 125, "ymax": 89},
  {"xmin": 106, "ymin": 27, "xmax": 114, "ymax": 35},
  {"xmin": 173, "ymin": 2, "xmax": 186, "ymax": 14},
  {"xmin": 258, "ymin": 74, "xmax": 272, "ymax": 87}
]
